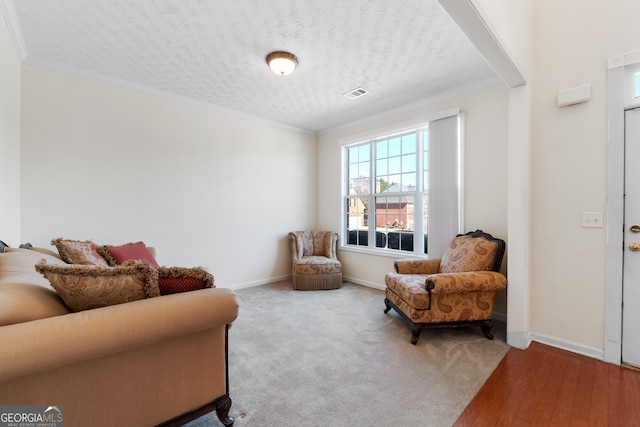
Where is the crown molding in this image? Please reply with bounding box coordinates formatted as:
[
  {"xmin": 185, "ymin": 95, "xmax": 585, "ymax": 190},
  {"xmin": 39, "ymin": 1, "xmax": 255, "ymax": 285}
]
[{"xmin": 0, "ymin": 0, "xmax": 27, "ymax": 59}]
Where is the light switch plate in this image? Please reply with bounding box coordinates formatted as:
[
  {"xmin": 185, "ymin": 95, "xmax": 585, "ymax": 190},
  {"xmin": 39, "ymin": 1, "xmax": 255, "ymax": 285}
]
[{"xmin": 581, "ymin": 212, "xmax": 603, "ymax": 228}]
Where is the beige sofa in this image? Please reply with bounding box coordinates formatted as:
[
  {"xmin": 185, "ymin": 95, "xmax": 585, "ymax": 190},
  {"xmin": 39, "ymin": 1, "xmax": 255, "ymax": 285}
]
[{"xmin": 0, "ymin": 247, "xmax": 239, "ymax": 427}]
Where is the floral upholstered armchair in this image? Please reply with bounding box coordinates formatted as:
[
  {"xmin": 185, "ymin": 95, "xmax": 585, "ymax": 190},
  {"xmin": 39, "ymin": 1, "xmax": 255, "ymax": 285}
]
[
  {"xmin": 288, "ymin": 231, "xmax": 342, "ymax": 290},
  {"xmin": 384, "ymin": 230, "xmax": 507, "ymax": 344}
]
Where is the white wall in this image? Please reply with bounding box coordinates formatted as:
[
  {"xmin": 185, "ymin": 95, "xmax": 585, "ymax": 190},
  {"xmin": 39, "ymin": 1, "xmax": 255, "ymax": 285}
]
[
  {"xmin": 528, "ymin": 0, "xmax": 640, "ymax": 351},
  {"xmin": 317, "ymin": 83, "xmax": 509, "ymax": 314},
  {"xmin": 0, "ymin": 8, "xmax": 21, "ymax": 245},
  {"xmin": 20, "ymin": 65, "xmax": 317, "ymax": 288}
]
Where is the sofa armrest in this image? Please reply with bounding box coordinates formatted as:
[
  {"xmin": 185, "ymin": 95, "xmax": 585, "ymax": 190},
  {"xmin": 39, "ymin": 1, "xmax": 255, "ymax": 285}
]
[
  {"xmin": 426, "ymin": 271, "xmax": 507, "ymax": 294},
  {"xmin": 394, "ymin": 258, "xmax": 441, "ymax": 274},
  {"xmin": 0, "ymin": 287, "xmax": 238, "ymax": 383}
]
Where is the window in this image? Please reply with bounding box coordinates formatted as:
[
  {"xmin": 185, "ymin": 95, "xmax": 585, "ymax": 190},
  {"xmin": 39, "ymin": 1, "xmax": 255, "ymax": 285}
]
[
  {"xmin": 343, "ymin": 113, "xmax": 462, "ymax": 257},
  {"xmin": 635, "ymin": 71, "xmax": 640, "ymax": 98}
]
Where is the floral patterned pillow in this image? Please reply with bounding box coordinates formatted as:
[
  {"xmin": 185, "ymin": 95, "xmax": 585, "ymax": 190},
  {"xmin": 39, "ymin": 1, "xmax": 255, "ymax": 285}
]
[
  {"xmin": 51, "ymin": 238, "xmax": 109, "ymax": 266},
  {"xmin": 35, "ymin": 260, "xmax": 160, "ymax": 312}
]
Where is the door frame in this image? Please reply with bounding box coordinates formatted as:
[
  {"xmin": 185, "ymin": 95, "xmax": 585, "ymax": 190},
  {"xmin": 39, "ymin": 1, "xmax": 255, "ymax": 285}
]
[{"xmin": 606, "ymin": 52, "xmax": 640, "ymax": 364}]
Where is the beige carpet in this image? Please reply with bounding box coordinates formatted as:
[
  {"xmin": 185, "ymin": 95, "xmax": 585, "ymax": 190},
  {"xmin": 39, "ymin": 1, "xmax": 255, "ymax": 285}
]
[{"xmin": 186, "ymin": 281, "xmax": 509, "ymax": 427}]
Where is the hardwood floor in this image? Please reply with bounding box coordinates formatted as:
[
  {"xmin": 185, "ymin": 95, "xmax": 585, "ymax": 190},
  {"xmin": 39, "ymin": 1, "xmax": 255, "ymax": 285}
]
[{"xmin": 454, "ymin": 341, "xmax": 640, "ymax": 426}]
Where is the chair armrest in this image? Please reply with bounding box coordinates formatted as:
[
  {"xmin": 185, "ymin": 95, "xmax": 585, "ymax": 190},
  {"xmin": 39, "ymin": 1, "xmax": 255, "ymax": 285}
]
[
  {"xmin": 426, "ymin": 271, "xmax": 507, "ymax": 294},
  {"xmin": 324, "ymin": 232, "xmax": 339, "ymax": 260},
  {"xmin": 288, "ymin": 232, "xmax": 304, "ymax": 261},
  {"xmin": 0, "ymin": 287, "xmax": 238, "ymax": 383},
  {"xmin": 394, "ymin": 258, "xmax": 441, "ymax": 274}
]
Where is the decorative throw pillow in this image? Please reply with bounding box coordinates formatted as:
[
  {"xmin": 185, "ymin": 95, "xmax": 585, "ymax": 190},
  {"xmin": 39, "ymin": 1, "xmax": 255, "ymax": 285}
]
[
  {"xmin": 157, "ymin": 266, "xmax": 214, "ymax": 295},
  {"xmin": 100, "ymin": 242, "xmax": 159, "ymax": 267},
  {"xmin": 51, "ymin": 238, "xmax": 109, "ymax": 266},
  {"xmin": 35, "ymin": 260, "xmax": 160, "ymax": 312}
]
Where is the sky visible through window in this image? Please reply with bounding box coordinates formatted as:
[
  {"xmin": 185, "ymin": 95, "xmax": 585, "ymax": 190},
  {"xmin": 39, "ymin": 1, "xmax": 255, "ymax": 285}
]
[{"xmin": 636, "ymin": 71, "xmax": 640, "ymax": 98}]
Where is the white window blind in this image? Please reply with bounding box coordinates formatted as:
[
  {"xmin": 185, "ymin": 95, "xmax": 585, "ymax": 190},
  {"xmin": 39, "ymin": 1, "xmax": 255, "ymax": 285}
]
[{"xmin": 426, "ymin": 114, "xmax": 460, "ymax": 258}]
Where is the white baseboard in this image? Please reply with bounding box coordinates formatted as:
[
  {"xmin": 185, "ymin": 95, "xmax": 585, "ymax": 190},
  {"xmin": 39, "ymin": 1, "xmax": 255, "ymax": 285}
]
[
  {"xmin": 506, "ymin": 330, "xmax": 529, "ymax": 349},
  {"xmin": 343, "ymin": 276, "xmax": 386, "ymax": 291},
  {"xmin": 492, "ymin": 311, "xmax": 507, "ymax": 323},
  {"xmin": 505, "ymin": 329, "xmax": 605, "ymax": 361},
  {"xmin": 224, "ymin": 274, "xmax": 291, "ymax": 291},
  {"xmin": 605, "ymin": 339, "xmax": 621, "ymax": 365},
  {"xmin": 223, "ymin": 275, "xmax": 386, "ymax": 291},
  {"xmin": 528, "ymin": 332, "xmax": 605, "ymax": 361}
]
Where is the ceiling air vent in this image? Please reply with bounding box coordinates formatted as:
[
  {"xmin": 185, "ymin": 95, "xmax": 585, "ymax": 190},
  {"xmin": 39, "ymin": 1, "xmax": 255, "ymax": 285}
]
[{"xmin": 343, "ymin": 87, "xmax": 369, "ymax": 100}]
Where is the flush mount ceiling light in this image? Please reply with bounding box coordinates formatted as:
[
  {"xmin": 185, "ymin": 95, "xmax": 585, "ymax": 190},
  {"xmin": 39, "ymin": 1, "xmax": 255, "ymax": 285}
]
[{"xmin": 266, "ymin": 51, "xmax": 298, "ymax": 76}]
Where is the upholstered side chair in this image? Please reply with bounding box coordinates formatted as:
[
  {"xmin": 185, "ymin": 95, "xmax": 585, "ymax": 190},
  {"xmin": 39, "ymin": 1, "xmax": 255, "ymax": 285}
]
[
  {"xmin": 384, "ymin": 230, "xmax": 507, "ymax": 344},
  {"xmin": 288, "ymin": 231, "xmax": 342, "ymax": 291}
]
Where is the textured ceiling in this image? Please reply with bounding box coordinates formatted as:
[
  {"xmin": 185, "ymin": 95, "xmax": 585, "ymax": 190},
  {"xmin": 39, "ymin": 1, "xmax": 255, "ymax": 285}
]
[{"xmin": 8, "ymin": 0, "xmax": 498, "ymax": 133}]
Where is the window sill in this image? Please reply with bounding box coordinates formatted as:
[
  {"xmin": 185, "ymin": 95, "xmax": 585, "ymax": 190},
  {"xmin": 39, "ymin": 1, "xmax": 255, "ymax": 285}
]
[{"xmin": 338, "ymin": 244, "xmax": 429, "ymax": 260}]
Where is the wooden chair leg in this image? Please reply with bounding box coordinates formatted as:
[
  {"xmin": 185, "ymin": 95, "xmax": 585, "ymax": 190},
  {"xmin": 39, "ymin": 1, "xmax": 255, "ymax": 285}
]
[
  {"xmin": 214, "ymin": 395, "xmax": 234, "ymax": 426},
  {"xmin": 481, "ymin": 321, "xmax": 494, "ymax": 340},
  {"xmin": 383, "ymin": 298, "xmax": 392, "ymax": 314},
  {"xmin": 410, "ymin": 324, "xmax": 423, "ymax": 345}
]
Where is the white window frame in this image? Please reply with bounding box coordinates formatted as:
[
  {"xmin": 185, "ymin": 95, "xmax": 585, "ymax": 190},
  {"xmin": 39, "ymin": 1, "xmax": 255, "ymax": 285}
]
[{"xmin": 340, "ymin": 109, "xmax": 463, "ymax": 258}]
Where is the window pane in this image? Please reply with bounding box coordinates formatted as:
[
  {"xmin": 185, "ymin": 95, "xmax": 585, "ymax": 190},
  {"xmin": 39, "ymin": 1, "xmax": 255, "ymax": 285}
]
[
  {"xmin": 636, "ymin": 71, "xmax": 640, "ymax": 98},
  {"xmin": 358, "ymin": 161, "xmax": 370, "ymax": 178},
  {"xmin": 376, "ymin": 140, "xmax": 388, "ymax": 158},
  {"xmin": 388, "ymin": 156, "xmax": 401, "ymax": 175},
  {"xmin": 348, "ymin": 146, "xmax": 358, "ymax": 163},
  {"xmin": 402, "ymin": 134, "xmax": 416, "ymax": 153},
  {"xmin": 349, "ymin": 177, "xmax": 370, "ymax": 195},
  {"xmin": 402, "ymin": 153, "xmax": 416, "ymax": 172},
  {"xmin": 398, "ymin": 232, "xmax": 414, "ymax": 251},
  {"xmin": 377, "ymin": 177, "xmax": 390, "ymax": 193},
  {"xmin": 375, "ymin": 195, "xmax": 414, "ymax": 231},
  {"xmin": 346, "ymin": 197, "xmax": 368, "ymax": 246},
  {"xmin": 388, "ymin": 175, "xmax": 401, "ymax": 188},
  {"xmin": 389, "ymin": 138, "xmax": 401, "ymax": 156},
  {"xmin": 349, "ymin": 163, "xmax": 358, "ymax": 179},
  {"xmin": 376, "ymin": 159, "xmax": 387, "ymax": 176},
  {"xmin": 358, "ymin": 145, "xmax": 370, "ymax": 162},
  {"xmin": 401, "ymin": 173, "xmax": 416, "ymax": 189}
]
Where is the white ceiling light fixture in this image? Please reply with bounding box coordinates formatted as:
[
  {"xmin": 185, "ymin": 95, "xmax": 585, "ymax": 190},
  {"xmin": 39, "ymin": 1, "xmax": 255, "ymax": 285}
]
[{"xmin": 266, "ymin": 51, "xmax": 298, "ymax": 76}]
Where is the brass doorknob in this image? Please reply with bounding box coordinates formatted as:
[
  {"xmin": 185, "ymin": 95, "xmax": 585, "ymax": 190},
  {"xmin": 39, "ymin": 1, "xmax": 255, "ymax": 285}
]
[
  {"xmin": 630, "ymin": 242, "xmax": 640, "ymax": 251},
  {"xmin": 631, "ymin": 225, "xmax": 640, "ymax": 233}
]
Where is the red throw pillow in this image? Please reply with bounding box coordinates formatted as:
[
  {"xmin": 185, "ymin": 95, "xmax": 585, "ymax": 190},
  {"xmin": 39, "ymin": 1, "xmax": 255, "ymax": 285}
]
[
  {"xmin": 103, "ymin": 242, "xmax": 159, "ymax": 267},
  {"xmin": 156, "ymin": 266, "xmax": 214, "ymax": 295},
  {"xmin": 158, "ymin": 277, "xmax": 208, "ymax": 295}
]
